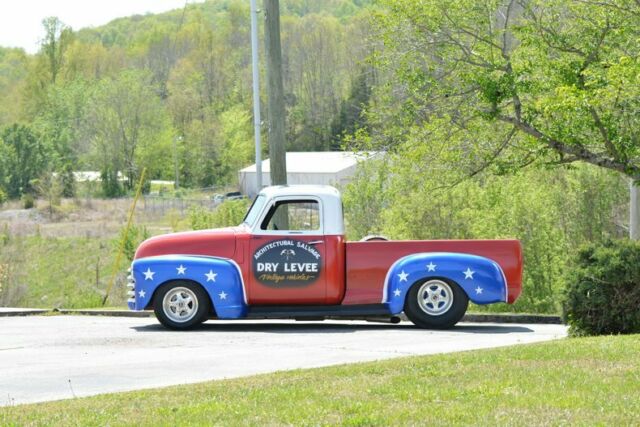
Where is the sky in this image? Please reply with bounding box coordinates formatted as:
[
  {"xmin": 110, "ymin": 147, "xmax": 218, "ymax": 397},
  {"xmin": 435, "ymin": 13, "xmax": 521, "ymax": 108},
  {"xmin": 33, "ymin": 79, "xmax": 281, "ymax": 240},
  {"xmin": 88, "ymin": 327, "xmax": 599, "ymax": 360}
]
[{"xmin": 0, "ymin": 0, "xmax": 205, "ymax": 53}]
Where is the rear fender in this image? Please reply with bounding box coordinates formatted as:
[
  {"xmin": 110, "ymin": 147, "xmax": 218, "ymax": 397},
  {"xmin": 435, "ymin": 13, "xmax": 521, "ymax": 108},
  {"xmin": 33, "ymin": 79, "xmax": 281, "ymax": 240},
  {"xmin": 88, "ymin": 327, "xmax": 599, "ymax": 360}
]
[
  {"xmin": 383, "ymin": 252, "xmax": 508, "ymax": 315},
  {"xmin": 129, "ymin": 255, "xmax": 247, "ymax": 319}
]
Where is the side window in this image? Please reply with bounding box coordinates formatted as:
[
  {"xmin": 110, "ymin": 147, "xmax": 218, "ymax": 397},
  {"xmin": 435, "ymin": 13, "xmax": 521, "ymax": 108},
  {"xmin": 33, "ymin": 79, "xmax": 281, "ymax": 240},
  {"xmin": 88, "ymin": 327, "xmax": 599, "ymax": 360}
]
[{"xmin": 261, "ymin": 200, "xmax": 320, "ymax": 231}]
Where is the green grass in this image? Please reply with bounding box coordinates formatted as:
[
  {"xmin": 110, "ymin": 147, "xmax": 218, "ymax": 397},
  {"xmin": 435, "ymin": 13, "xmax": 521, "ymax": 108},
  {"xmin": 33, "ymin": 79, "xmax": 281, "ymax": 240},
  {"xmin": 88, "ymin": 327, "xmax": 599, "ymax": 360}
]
[
  {"xmin": 0, "ymin": 236, "xmax": 124, "ymax": 308},
  {"xmin": 1, "ymin": 335, "xmax": 639, "ymax": 426}
]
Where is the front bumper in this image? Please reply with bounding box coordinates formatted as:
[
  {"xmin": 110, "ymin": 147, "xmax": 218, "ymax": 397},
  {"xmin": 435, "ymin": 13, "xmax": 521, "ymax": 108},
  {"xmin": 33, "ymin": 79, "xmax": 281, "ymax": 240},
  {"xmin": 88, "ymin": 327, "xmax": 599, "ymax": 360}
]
[{"xmin": 126, "ymin": 267, "xmax": 136, "ymax": 310}]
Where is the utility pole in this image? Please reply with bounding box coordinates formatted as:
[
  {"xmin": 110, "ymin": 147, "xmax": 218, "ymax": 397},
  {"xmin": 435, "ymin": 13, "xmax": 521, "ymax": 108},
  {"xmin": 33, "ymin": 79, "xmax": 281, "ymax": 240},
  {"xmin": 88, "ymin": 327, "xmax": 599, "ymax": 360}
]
[
  {"xmin": 631, "ymin": 180, "xmax": 640, "ymax": 240},
  {"xmin": 263, "ymin": 0, "xmax": 287, "ymax": 186},
  {"xmin": 250, "ymin": 0, "xmax": 262, "ymax": 194}
]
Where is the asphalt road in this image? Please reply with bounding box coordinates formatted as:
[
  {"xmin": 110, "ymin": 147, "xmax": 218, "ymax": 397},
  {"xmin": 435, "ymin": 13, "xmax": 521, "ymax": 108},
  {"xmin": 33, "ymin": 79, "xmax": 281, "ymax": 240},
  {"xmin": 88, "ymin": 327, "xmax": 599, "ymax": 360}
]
[{"xmin": 0, "ymin": 315, "xmax": 567, "ymax": 407}]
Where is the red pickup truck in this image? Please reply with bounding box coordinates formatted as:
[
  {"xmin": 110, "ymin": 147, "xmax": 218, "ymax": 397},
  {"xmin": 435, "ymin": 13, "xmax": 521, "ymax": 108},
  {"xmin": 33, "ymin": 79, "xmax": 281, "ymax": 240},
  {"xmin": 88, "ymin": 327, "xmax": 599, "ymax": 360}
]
[{"xmin": 128, "ymin": 185, "xmax": 522, "ymax": 329}]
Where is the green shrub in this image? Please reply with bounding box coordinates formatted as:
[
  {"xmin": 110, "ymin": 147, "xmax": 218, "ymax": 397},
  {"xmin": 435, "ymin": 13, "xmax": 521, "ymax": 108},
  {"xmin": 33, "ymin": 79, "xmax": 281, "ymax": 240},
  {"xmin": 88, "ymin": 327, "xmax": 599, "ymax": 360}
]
[
  {"xmin": 101, "ymin": 168, "xmax": 124, "ymax": 198},
  {"xmin": 60, "ymin": 164, "xmax": 76, "ymax": 198},
  {"xmin": 563, "ymin": 239, "xmax": 640, "ymax": 336},
  {"xmin": 22, "ymin": 193, "xmax": 35, "ymax": 209},
  {"xmin": 0, "ymin": 187, "xmax": 6, "ymax": 205},
  {"xmin": 189, "ymin": 199, "xmax": 250, "ymax": 230},
  {"xmin": 115, "ymin": 225, "xmax": 150, "ymax": 263}
]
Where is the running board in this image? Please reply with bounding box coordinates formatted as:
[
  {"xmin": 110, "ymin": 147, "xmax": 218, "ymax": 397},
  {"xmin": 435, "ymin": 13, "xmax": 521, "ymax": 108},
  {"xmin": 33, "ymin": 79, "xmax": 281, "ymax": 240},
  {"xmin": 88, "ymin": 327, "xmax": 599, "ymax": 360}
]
[{"xmin": 246, "ymin": 303, "xmax": 391, "ymax": 319}]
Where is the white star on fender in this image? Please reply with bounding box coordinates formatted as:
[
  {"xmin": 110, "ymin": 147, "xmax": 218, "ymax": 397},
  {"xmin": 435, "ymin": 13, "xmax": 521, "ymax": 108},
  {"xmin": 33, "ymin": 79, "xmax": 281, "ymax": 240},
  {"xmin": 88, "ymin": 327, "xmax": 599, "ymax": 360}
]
[
  {"xmin": 393, "ymin": 288, "xmax": 401, "ymax": 297},
  {"xmin": 475, "ymin": 286, "xmax": 483, "ymax": 295},
  {"xmin": 205, "ymin": 270, "xmax": 218, "ymax": 282},
  {"xmin": 398, "ymin": 270, "xmax": 409, "ymax": 282},
  {"xmin": 426, "ymin": 262, "xmax": 437, "ymax": 272},
  {"xmin": 219, "ymin": 291, "xmax": 227, "ymax": 300},
  {"xmin": 176, "ymin": 265, "xmax": 186, "ymax": 275},
  {"xmin": 143, "ymin": 268, "xmax": 155, "ymax": 281},
  {"xmin": 138, "ymin": 289, "xmax": 146, "ymax": 298},
  {"xmin": 463, "ymin": 268, "xmax": 475, "ymax": 280}
]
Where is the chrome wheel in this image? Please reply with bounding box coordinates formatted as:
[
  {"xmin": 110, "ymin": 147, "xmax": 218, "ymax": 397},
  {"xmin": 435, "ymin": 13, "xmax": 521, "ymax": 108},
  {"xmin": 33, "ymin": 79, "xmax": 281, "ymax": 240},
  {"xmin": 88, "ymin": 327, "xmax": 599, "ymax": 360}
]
[
  {"xmin": 417, "ymin": 279, "xmax": 454, "ymax": 316},
  {"xmin": 162, "ymin": 286, "xmax": 199, "ymax": 323}
]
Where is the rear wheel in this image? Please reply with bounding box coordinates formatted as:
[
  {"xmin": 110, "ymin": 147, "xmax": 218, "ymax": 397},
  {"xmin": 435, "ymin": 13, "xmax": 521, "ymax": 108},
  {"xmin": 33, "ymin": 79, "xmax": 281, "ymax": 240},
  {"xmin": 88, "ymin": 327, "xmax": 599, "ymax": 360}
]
[
  {"xmin": 153, "ymin": 282, "xmax": 210, "ymax": 330},
  {"xmin": 404, "ymin": 278, "xmax": 468, "ymax": 329}
]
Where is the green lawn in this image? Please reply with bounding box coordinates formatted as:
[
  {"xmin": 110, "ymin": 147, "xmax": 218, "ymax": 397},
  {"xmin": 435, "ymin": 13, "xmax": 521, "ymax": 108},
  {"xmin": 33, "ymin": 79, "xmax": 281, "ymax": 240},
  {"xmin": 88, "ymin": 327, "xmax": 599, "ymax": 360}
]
[{"xmin": 1, "ymin": 335, "xmax": 639, "ymax": 426}]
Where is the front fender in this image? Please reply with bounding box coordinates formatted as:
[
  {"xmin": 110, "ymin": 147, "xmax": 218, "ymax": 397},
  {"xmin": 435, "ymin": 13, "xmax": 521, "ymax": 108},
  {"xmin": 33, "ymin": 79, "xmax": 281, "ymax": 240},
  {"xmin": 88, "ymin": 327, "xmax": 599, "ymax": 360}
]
[
  {"xmin": 383, "ymin": 252, "xmax": 508, "ymax": 315},
  {"xmin": 128, "ymin": 255, "xmax": 247, "ymax": 319}
]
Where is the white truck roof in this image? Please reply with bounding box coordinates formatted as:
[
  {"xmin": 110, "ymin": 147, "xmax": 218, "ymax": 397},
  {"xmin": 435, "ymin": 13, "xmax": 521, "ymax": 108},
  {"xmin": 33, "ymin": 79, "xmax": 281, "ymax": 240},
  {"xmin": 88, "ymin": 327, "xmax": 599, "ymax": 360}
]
[{"xmin": 253, "ymin": 185, "xmax": 345, "ymax": 235}]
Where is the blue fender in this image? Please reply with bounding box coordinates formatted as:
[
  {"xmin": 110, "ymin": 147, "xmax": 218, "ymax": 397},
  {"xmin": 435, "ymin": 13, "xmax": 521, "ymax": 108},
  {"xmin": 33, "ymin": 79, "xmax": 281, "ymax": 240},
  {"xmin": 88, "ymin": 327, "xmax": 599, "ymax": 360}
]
[
  {"xmin": 128, "ymin": 255, "xmax": 247, "ymax": 319},
  {"xmin": 383, "ymin": 252, "xmax": 508, "ymax": 315}
]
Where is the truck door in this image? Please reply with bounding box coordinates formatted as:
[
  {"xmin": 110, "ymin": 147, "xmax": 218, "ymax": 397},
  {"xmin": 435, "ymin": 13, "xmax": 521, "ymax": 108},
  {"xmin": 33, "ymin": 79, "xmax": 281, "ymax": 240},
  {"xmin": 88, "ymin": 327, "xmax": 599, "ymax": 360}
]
[{"xmin": 248, "ymin": 197, "xmax": 327, "ymax": 305}]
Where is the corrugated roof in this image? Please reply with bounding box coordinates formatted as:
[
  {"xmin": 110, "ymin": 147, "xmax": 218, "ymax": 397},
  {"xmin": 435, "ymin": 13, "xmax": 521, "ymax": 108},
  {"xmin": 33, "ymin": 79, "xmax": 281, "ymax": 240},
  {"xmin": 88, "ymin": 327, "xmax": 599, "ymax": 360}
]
[{"xmin": 240, "ymin": 151, "xmax": 378, "ymax": 174}]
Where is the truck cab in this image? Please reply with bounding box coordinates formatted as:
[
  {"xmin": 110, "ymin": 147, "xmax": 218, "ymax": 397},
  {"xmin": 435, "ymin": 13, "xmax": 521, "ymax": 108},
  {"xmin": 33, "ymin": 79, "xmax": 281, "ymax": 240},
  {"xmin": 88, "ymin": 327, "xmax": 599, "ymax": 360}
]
[
  {"xmin": 128, "ymin": 185, "xmax": 522, "ymax": 330},
  {"xmin": 242, "ymin": 186, "xmax": 346, "ymax": 305}
]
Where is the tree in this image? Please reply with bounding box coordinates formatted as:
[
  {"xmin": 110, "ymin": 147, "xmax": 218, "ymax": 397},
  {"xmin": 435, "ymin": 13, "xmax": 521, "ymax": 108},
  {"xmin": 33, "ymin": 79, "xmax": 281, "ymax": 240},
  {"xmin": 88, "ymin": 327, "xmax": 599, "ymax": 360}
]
[
  {"xmin": 330, "ymin": 68, "xmax": 373, "ymax": 149},
  {"xmin": 374, "ymin": 0, "xmax": 640, "ymax": 180},
  {"xmin": 33, "ymin": 172, "xmax": 63, "ymax": 218},
  {"xmin": 34, "ymin": 78, "xmax": 90, "ymax": 168},
  {"xmin": 218, "ymin": 104, "xmax": 254, "ymax": 184},
  {"xmin": 40, "ymin": 17, "xmax": 74, "ymax": 85},
  {"xmin": 85, "ymin": 70, "xmax": 173, "ymax": 192},
  {"xmin": 0, "ymin": 124, "xmax": 49, "ymax": 198},
  {"xmin": 0, "ymin": 47, "xmax": 30, "ymax": 126}
]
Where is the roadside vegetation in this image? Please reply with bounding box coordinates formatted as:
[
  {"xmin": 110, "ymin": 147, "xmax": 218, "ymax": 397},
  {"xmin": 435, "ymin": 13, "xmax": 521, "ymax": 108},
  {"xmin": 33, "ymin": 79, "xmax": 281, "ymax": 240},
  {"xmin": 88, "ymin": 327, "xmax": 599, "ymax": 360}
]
[
  {"xmin": 1, "ymin": 334, "xmax": 639, "ymax": 425},
  {"xmin": 564, "ymin": 239, "xmax": 640, "ymax": 336},
  {"xmin": 343, "ymin": 161, "xmax": 628, "ymax": 315},
  {"xmin": 1, "ymin": 0, "xmax": 639, "ymax": 316}
]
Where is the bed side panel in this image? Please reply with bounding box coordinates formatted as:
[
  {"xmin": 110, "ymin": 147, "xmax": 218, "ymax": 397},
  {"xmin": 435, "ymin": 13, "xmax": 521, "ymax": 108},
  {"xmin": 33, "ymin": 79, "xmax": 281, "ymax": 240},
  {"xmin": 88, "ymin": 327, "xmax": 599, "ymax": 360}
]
[{"xmin": 343, "ymin": 240, "xmax": 522, "ymax": 305}]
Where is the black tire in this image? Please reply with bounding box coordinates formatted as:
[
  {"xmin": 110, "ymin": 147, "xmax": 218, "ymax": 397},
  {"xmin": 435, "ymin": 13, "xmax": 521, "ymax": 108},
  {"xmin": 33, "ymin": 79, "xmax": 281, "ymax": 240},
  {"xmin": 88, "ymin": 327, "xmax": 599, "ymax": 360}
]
[
  {"xmin": 404, "ymin": 278, "xmax": 468, "ymax": 329},
  {"xmin": 153, "ymin": 281, "xmax": 211, "ymax": 330}
]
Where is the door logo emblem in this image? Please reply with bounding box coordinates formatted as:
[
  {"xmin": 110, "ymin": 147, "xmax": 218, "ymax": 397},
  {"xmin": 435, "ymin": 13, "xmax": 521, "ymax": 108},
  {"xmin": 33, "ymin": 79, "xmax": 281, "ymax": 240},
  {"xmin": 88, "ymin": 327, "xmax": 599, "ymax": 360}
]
[
  {"xmin": 253, "ymin": 239, "xmax": 322, "ymax": 287},
  {"xmin": 280, "ymin": 249, "xmax": 296, "ymax": 260}
]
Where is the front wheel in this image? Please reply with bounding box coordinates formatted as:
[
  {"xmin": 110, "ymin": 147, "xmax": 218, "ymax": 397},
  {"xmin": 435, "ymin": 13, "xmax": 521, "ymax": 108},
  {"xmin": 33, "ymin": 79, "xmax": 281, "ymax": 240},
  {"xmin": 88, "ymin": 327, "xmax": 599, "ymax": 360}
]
[
  {"xmin": 153, "ymin": 282, "xmax": 210, "ymax": 330},
  {"xmin": 404, "ymin": 278, "xmax": 468, "ymax": 329}
]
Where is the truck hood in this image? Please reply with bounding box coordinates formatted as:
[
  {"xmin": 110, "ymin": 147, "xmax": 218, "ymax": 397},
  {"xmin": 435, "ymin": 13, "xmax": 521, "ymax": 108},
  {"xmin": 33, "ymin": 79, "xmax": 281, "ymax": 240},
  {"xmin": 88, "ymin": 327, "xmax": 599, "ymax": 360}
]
[{"xmin": 134, "ymin": 227, "xmax": 238, "ymax": 260}]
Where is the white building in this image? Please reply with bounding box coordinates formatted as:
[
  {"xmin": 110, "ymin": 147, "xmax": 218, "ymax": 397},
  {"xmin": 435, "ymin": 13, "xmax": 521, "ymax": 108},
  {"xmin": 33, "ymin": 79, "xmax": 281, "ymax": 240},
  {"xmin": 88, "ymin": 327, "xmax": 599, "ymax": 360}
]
[{"xmin": 238, "ymin": 151, "xmax": 378, "ymax": 197}]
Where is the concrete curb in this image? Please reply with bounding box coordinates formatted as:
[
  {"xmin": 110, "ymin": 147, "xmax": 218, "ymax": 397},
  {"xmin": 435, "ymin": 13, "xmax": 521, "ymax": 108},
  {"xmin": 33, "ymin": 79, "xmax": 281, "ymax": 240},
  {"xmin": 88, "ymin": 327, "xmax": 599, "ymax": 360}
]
[
  {"xmin": 0, "ymin": 309, "xmax": 50, "ymax": 317},
  {"xmin": 55, "ymin": 309, "xmax": 153, "ymax": 318},
  {"xmin": 1, "ymin": 308, "xmax": 563, "ymax": 324},
  {"xmin": 463, "ymin": 313, "xmax": 563, "ymax": 324}
]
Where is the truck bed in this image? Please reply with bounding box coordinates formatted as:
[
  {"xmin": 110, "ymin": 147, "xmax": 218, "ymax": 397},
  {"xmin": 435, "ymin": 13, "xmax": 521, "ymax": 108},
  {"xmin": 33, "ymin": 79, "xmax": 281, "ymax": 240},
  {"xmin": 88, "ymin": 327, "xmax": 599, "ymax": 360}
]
[{"xmin": 343, "ymin": 240, "xmax": 523, "ymax": 305}]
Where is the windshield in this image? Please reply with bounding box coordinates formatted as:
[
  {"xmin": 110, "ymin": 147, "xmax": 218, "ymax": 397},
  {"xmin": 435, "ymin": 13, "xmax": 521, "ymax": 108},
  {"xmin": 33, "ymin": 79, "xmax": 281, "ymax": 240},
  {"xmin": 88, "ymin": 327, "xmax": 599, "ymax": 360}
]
[{"xmin": 243, "ymin": 194, "xmax": 266, "ymax": 226}]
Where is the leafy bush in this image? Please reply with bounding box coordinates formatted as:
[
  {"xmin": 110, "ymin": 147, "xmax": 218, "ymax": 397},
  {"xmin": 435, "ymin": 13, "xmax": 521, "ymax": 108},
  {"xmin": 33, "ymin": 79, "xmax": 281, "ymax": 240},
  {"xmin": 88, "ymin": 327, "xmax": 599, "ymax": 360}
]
[
  {"xmin": 189, "ymin": 199, "xmax": 250, "ymax": 230},
  {"xmin": 115, "ymin": 225, "xmax": 150, "ymax": 263},
  {"xmin": 101, "ymin": 168, "xmax": 124, "ymax": 198},
  {"xmin": 22, "ymin": 193, "xmax": 35, "ymax": 209},
  {"xmin": 60, "ymin": 164, "xmax": 76, "ymax": 198},
  {"xmin": 0, "ymin": 187, "xmax": 6, "ymax": 205},
  {"xmin": 563, "ymin": 240, "xmax": 640, "ymax": 336}
]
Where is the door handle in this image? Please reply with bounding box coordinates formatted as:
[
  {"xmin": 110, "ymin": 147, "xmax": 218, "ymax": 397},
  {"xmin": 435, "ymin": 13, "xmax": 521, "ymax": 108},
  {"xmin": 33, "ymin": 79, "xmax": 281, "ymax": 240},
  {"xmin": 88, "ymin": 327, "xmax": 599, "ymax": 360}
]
[{"xmin": 309, "ymin": 240, "xmax": 323, "ymax": 245}]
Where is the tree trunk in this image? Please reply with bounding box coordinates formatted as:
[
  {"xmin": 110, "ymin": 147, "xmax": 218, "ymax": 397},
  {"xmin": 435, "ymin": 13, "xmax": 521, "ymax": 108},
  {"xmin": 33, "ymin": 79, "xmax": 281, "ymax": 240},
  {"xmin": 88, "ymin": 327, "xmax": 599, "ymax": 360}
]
[{"xmin": 631, "ymin": 180, "xmax": 640, "ymax": 240}]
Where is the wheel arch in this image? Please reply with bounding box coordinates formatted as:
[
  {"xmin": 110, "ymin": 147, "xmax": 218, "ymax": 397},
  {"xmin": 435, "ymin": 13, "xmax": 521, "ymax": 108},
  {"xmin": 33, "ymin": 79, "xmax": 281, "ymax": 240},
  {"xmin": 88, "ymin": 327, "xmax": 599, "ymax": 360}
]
[
  {"xmin": 130, "ymin": 255, "xmax": 248, "ymax": 319},
  {"xmin": 382, "ymin": 252, "xmax": 508, "ymax": 315}
]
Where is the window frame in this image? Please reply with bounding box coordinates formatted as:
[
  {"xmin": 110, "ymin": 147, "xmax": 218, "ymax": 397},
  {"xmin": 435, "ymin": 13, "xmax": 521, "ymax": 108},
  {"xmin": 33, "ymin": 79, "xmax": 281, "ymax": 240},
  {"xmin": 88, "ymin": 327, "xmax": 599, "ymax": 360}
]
[
  {"xmin": 242, "ymin": 194, "xmax": 267, "ymax": 228},
  {"xmin": 252, "ymin": 196, "xmax": 324, "ymax": 236}
]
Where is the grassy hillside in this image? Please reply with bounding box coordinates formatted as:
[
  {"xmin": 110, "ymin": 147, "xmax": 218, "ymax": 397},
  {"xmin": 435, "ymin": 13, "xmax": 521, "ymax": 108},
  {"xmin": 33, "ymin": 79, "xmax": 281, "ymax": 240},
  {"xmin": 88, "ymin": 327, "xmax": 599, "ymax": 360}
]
[
  {"xmin": 0, "ymin": 198, "xmax": 178, "ymax": 308},
  {"xmin": 0, "ymin": 236, "xmax": 117, "ymax": 308}
]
